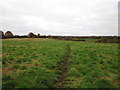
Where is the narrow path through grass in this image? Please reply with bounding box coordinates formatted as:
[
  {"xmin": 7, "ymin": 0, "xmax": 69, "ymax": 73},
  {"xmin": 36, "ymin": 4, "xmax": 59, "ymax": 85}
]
[{"xmin": 54, "ymin": 45, "xmax": 71, "ymax": 88}]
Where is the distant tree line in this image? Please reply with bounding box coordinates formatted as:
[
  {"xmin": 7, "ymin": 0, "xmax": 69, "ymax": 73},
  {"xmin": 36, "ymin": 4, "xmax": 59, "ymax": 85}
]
[
  {"xmin": 0, "ymin": 31, "xmax": 13, "ymax": 39},
  {"xmin": 0, "ymin": 31, "xmax": 48, "ymax": 39},
  {"xmin": 0, "ymin": 30, "xmax": 119, "ymax": 43}
]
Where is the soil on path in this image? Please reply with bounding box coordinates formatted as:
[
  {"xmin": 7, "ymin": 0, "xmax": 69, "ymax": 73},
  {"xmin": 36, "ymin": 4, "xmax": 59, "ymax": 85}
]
[{"xmin": 54, "ymin": 45, "xmax": 71, "ymax": 88}]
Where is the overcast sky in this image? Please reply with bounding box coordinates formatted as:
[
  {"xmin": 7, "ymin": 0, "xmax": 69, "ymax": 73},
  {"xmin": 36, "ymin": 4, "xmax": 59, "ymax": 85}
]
[{"xmin": 0, "ymin": 0, "xmax": 119, "ymax": 36}]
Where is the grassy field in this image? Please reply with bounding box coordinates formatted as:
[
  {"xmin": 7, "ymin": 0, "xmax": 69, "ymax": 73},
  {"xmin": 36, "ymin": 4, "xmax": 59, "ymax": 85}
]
[{"xmin": 2, "ymin": 38, "xmax": 119, "ymax": 88}]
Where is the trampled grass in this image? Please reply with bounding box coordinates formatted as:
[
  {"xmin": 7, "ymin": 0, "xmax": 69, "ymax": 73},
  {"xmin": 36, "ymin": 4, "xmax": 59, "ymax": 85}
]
[{"xmin": 2, "ymin": 38, "xmax": 119, "ymax": 88}]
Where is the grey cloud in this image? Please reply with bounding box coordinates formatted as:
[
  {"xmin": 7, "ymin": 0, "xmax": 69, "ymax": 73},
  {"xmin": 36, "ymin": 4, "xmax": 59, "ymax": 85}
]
[{"xmin": 0, "ymin": 0, "xmax": 119, "ymax": 36}]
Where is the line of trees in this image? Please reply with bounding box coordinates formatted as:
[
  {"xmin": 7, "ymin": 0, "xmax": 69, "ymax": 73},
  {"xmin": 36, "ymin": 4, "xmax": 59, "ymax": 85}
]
[
  {"xmin": 28, "ymin": 32, "xmax": 41, "ymax": 38},
  {"xmin": 0, "ymin": 31, "xmax": 42, "ymax": 39},
  {"xmin": 0, "ymin": 30, "xmax": 119, "ymax": 40},
  {"xmin": 0, "ymin": 31, "xmax": 13, "ymax": 39}
]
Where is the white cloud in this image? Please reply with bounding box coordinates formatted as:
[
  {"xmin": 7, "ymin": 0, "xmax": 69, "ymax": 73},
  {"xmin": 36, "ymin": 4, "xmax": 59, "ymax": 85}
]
[
  {"xmin": 21, "ymin": 15, "xmax": 67, "ymax": 30},
  {"xmin": 0, "ymin": 0, "xmax": 119, "ymax": 36}
]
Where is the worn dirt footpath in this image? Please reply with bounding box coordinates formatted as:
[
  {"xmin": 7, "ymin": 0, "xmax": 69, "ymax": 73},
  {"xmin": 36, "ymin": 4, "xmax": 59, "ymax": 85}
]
[{"xmin": 54, "ymin": 45, "xmax": 71, "ymax": 88}]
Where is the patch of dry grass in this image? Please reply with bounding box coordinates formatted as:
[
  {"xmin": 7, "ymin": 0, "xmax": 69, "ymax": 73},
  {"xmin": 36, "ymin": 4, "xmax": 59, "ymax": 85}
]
[{"xmin": 2, "ymin": 38, "xmax": 50, "ymax": 41}]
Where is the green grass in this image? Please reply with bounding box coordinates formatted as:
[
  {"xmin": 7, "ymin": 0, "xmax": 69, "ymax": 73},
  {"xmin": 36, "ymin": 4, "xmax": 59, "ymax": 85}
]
[
  {"xmin": 84, "ymin": 38, "xmax": 101, "ymax": 42},
  {"xmin": 2, "ymin": 38, "xmax": 67, "ymax": 88},
  {"xmin": 2, "ymin": 38, "xmax": 119, "ymax": 88},
  {"xmin": 65, "ymin": 42, "xmax": 118, "ymax": 88}
]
